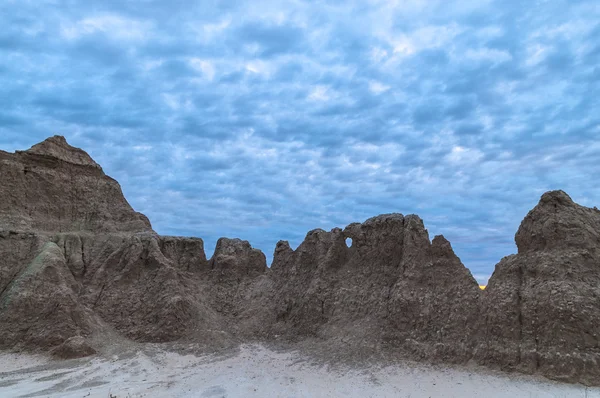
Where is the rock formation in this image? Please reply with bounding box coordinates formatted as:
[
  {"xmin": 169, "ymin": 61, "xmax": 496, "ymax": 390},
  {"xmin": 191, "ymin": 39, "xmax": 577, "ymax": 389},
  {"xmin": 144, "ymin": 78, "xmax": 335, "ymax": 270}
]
[
  {"xmin": 476, "ymin": 190, "xmax": 600, "ymax": 385},
  {"xmin": 0, "ymin": 135, "xmax": 151, "ymax": 233},
  {"xmin": 0, "ymin": 137, "xmax": 266, "ymax": 351},
  {"xmin": 0, "ymin": 241, "xmax": 92, "ymax": 351},
  {"xmin": 0, "ymin": 136, "xmax": 599, "ymax": 386},
  {"xmin": 270, "ymin": 215, "xmax": 481, "ymax": 363}
]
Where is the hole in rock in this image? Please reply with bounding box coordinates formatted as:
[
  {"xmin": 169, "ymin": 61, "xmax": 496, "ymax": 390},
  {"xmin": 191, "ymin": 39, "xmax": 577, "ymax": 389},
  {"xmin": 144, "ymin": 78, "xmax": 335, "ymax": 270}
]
[{"xmin": 345, "ymin": 237, "xmax": 353, "ymax": 248}]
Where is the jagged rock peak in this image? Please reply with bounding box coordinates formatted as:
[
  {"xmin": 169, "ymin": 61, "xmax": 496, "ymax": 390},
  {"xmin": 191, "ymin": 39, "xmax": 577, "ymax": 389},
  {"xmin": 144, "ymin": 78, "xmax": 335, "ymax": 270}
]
[
  {"xmin": 305, "ymin": 228, "xmax": 328, "ymax": 237},
  {"xmin": 538, "ymin": 189, "xmax": 575, "ymax": 207},
  {"xmin": 363, "ymin": 213, "xmax": 405, "ymax": 224},
  {"xmin": 274, "ymin": 240, "xmax": 292, "ymax": 255},
  {"xmin": 0, "ymin": 135, "xmax": 152, "ymax": 233},
  {"xmin": 432, "ymin": 234, "xmax": 450, "ymax": 245},
  {"xmin": 344, "ymin": 214, "xmax": 403, "ymax": 238},
  {"xmin": 430, "ymin": 234, "xmax": 457, "ymax": 258},
  {"xmin": 210, "ymin": 237, "xmax": 267, "ymax": 276},
  {"xmin": 23, "ymin": 135, "xmax": 102, "ymax": 169},
  {"xmin": 275, "ymin": 240, "xmax": 291, "ymax": 250},
  {"xmin": 352, "ymin": 213, "xmax": 425, "ymax": 234},
  {"xmin": 515, "ymin": 190, "xmax": 600, "ymax": 253}
]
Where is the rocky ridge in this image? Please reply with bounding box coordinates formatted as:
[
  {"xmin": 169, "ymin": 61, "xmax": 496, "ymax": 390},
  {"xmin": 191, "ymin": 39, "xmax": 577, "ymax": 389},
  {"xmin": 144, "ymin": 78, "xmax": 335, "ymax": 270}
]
[{"xmin": 0, "ymin": 136, "xmax": 598, "ymax": 386}]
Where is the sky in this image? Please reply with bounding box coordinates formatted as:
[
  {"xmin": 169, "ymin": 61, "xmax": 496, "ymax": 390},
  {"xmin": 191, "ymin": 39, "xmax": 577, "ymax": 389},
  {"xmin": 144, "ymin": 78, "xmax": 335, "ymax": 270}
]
[{"xmin": 1, "ymin": 0, "xmax": 599, "ymax": 283}]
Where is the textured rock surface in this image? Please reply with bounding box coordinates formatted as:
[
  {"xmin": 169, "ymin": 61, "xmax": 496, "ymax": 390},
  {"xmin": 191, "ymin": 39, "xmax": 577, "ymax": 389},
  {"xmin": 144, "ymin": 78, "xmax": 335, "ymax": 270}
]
[
  {"xmin": 476, "ymin": 191, "xmax": 600, "ymax": 385},
  {"xmin": 270, "ymin": 214, "xmax": 481, "ymax": 362},
  {"xmin": 0, "ymin": 135, "xmax": 151, "ymax": 233},
  {"xmin": 0, "ymin": 241, "xmax": 92, "ymax": 350},
  {"xmin": 50, "ymin": 336, "xmax": 96, "ymax": 359},
  {"xmin": 0, "ymin": 137, "xmax": 265, "ymax": 355},
  {"xmin": 0, "ymin": 137, "xmax": 599, "ymax": 387}
]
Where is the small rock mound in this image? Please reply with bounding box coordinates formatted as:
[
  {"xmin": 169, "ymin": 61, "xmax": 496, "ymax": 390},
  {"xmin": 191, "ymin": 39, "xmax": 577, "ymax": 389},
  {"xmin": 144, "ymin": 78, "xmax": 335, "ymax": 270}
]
[{"xmin": 50, "ymin": 336, "xmax": 96, "ymax": 359}]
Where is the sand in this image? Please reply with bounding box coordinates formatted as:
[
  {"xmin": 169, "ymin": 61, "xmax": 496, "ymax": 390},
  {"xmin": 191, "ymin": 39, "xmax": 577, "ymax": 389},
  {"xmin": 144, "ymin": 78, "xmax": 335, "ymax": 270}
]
[{"xmin": 1, "ymin": 345, "xmax": 598, "ymax": 398}]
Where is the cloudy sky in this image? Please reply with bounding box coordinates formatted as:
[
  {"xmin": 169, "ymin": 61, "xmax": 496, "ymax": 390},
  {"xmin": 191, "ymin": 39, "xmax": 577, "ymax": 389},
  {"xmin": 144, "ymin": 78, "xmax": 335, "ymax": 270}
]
[{"xmin": 1, "ymin": 0, "xmax": 599, "ymax": 283}]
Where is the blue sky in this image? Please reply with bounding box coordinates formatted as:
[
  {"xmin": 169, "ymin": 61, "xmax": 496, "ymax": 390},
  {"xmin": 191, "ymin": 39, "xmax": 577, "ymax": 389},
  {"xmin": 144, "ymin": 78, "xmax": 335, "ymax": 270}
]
[{"xmin": 1, "ymin": 0, "xmax": 599, "ymax": 283}]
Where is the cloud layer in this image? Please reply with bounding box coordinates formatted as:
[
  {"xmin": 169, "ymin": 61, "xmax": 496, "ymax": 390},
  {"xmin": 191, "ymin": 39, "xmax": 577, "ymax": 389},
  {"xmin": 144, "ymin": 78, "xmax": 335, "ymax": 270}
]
[{"xmin": 2, "ymin": 0, "xmax": 599, "ymax": 283}]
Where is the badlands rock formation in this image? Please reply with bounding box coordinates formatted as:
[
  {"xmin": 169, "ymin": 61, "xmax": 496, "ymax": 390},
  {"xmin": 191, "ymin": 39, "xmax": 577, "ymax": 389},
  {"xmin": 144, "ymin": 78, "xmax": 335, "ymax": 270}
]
[
  {"xmin": 476, "ymin": 190, "xmax": 600, "ymax": 385},
  {"xmin": 0, "ymin": 136, "xmax": 598, "ymax": 385},
  {"xmin": 270, "ymin": 216, "xmax": 481, "ymax": 363},
  {"xmin": 0, "ymin": 135, "xmax": 151, "ymax": 233}
]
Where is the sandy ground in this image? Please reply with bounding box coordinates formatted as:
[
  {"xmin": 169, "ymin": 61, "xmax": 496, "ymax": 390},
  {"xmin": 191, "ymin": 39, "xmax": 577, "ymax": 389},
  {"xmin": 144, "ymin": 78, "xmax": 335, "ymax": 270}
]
[{"xmin": 0, "ymin": 345, "xmax": 598, "ymax": 398}]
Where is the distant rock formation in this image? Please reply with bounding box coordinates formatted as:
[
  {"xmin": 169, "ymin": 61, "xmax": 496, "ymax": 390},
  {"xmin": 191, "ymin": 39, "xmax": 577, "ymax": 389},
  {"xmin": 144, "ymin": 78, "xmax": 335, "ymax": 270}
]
[{"xmin": 0, "ymin": 136, "xmax": 598, "ymax": 386}]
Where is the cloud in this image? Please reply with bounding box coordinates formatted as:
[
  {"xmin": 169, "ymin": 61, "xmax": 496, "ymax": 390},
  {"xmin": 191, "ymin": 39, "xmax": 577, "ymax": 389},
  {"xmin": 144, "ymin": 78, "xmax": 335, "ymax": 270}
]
[
  {"xmin": 1, "ymin": 0, "xmax": 599, "ymax": 284},
  {"xmin": 233, "ymin": 21, "xmax": 306, "ymax": 58},
  {"xmin": 61, "ymin": 14, "xmax": 151, "ymax": 41}
]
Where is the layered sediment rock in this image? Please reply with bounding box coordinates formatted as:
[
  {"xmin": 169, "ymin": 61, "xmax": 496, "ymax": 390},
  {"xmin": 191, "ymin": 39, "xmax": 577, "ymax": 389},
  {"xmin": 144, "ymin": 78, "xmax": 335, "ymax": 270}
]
[
  {"xmin": 270, "ymin": 214, "xmax": 481, "ymax": 362},
  {"xmin": 0, "ymin": 241, "xmax": 92, "ymax": 350},
  {"xmin": 0, "ymin": 136, "xmax": 599, "ymax": 387},
  {"xmin": 0, "ymin": 135, "xmax": 151, "ymax": 233},
  {"xmin": 476, "ymin": 190, "xmax": 600, "ymax": 385},
  {"xmin": 0, "ymin": 137, "xmax": 265, "ymax": 350}
]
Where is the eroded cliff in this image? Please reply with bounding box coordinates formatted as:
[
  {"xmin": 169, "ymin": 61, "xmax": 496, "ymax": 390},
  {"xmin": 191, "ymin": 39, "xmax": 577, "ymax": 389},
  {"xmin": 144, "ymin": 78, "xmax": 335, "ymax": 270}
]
[
  {"xmin": 0, "ymin": 136, "xmax": 598, "ymax": 386},
  {"xmin": 476, "ymin": 190, "xmax": 600, "ymax": 384}
]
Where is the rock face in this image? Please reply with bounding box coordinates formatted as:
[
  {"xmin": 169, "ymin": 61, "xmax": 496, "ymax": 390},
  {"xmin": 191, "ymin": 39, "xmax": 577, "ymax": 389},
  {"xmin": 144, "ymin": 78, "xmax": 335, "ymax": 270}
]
[
  {"xmin": 0, "ymin": 240, "xmax": 92, "ymax": 350},
  {"xmin": 0, "ymin": 135, "xmax": 151, "ymax": 233},
  {"xmin": 476, "ymin": 191, "xmax": 600, "ymax": 385},
  {"xmin": 0, "ymin": 137, "xmax": 267, "ymax": 354},
  {"xmin": 270, "ymin": 215, "xmax": 481, "ymax": 363},
  {"xmin": 0, "ymin": 136, "xmax": 599, "ymax": 387}
]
